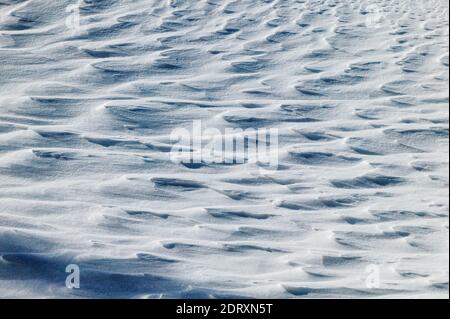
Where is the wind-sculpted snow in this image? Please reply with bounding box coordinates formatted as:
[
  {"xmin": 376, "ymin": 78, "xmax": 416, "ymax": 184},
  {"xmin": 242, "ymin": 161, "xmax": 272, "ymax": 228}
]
[{"xmin": 0, "ymin": 0, "xmax": 448, "ymax": 298}]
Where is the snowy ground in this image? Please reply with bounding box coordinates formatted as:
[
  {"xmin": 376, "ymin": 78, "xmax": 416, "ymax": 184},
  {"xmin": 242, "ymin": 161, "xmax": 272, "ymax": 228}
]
[{"xmin": 0, "ymin": 0, "xmax": 448, "ymax": 298}]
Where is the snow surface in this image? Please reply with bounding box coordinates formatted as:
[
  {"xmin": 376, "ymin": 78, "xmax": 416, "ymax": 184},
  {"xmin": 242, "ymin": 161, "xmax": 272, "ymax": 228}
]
[{"xmin": 0, "ymin": 0, "xmax": 448, "ymax": 298}]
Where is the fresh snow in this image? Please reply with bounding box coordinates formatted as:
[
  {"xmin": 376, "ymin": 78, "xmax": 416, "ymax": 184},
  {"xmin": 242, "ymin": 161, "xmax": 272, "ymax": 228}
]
[{"xmin": 0, "ymin": 0, "xmax": 448, "ymax": 298}]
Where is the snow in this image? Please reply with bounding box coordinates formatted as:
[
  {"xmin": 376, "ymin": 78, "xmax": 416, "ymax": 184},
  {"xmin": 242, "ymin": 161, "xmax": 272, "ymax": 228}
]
[{"xmin": 0, "ymin": 0, "xmax": 448, "ymax": 298}]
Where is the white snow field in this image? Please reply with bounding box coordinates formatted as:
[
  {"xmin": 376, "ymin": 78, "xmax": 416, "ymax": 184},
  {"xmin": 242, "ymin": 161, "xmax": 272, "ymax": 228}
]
[{"xmin": 0, "ymin": 0, "xmax": 448, "ymax": 298}]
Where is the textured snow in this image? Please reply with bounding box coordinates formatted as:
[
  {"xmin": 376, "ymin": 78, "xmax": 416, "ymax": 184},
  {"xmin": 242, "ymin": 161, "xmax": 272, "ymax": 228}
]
[{"xmin": 0, "ymin": 0, "xmax": 448, "ymax": 298}]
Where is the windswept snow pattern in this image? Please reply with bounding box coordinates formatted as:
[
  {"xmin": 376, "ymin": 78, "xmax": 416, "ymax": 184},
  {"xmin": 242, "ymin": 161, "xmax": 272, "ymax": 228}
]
[{"xmin": 0, "ymin": 0, "xmax": 449, "ymax": 298}]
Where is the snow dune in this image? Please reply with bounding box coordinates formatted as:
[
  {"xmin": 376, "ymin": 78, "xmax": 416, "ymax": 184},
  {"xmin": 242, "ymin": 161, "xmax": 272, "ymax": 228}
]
[{"xmin": 0, "ymin": 0, "xmax": 448, "ymax": 298}]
